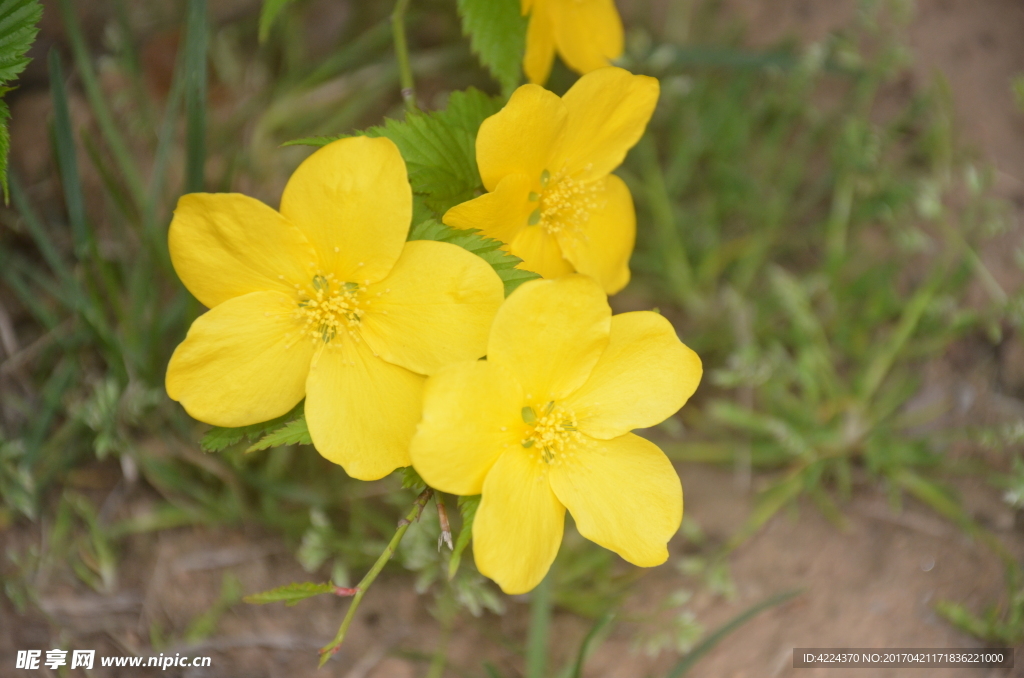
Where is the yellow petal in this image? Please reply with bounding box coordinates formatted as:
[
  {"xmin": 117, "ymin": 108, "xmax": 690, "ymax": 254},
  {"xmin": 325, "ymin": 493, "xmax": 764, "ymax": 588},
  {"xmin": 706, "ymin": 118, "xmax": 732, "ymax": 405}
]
[
  {"xmin": 168, "ymin": 193, "xmax": 316, "ymax": 309},
  {"xmin": 555, "ymin": 174, "xmax": 634, "ymax": 294},
  {"xmin": 473, "ymin": 449, "xmax": 565, "ymax": 594},
  {"xmin": 442, "ymin": 173, "xmax": 534, "ymax": 245},
  {"xmin": 549, "ymin": 433, "xmax": 682, "ymax": 567},
  {"xmin": 566, "ymin": 311, "xmax": 702, "ymax": 439},
  {"xmin": 166, "ymin": 291, "xmax": 312, "ymax": 427},
  {"xmin": 509, "ymin": 222, "xmax": 575, "ymax": 280},
  {"xmin": 523, "ymin": 1, "xmax": 556, "ymax": 85},
  {"xmin": 555, "ymin": 68, "xmax": 659, "ymax": 180},
  {"xmin": 487, "ymin": 276, "xmax": 610, "ymax": 402},
  {"xmin": 476, "ymin": 84, "xmax": 566, "ymax": 192},
  {"xmin": 410, "ymin": 360, "xmax": 524, "ymax": 496},
  {"xmin": 304, "ymin": 335, "xmax": 423, "ymax": 480},
  {"xmin": 360, "ymin": 240, "xmax": 504, "ymax": 376},
  {"xmin": 279, "ymin": 136, "xmax": 412, "ymax": 284},
  {"xmin": 550, "ymin": 0, "xmax": 623, "ymax": 75}
]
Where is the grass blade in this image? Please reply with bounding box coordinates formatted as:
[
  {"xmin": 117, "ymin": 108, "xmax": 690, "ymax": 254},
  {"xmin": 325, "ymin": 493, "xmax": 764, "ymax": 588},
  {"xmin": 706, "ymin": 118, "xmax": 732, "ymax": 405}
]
[
  {"xmin": 568, "ymin": 611, "xmax": 616, "ymax": 678},
  {"xmin": 665, "ymin": 589, "xmax": 803, "ymax": 678},
  {"xmin": 183, "ymin": 0, "xmax": 207, "ymax": 194},
  {"xmin": 525, "ymin": 571, "xmax": 552, "ymax": 678},
  {"xmin": 48, "ymin": 49, "xmax": 89, "ymax": 258}
]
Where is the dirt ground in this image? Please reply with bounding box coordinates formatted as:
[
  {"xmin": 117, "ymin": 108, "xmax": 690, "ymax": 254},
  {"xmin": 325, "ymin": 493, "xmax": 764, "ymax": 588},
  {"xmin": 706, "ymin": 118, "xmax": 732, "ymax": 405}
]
[{"xmin": 3, "ymin": 1, "xmax": 1024, "ymax": 677}]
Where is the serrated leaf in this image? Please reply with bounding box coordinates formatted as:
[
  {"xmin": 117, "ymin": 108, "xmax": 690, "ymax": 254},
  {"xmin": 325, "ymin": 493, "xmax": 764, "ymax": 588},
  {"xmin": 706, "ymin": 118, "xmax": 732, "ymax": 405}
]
[
  {"xmin": 410, "ymin": 218, "xmax": 540, "ymax": 297},
  {"xmin": 368, "ymin": 88, "xmax": 503, "ymax": 214},
  {"xmin": 200, "ymin": 401, "xmax": 304, "ymax": 452},
  {"xmin": 456, "ymin": 0, "xmax": 526, "ymax": 95},
  {"xmin": 448, "ymin": 494, "xmax": 480, "ymax": 580},
  {"xmin": 258, "ymin": 0, "xmax": 293, "ymax": 43},
  {"xmin": 283, "ymin": 88, "xmax": 503, "ymax": 215},
  {"xmin": 243, "ymin": 581, "xmax": 333, "ymax": 606},
  {"xmin": 402, "ymin": 467, "xmax": 427, "ymax": 492},
  {"xmin": 245, "ymin": 416, "xmax": 311, "ymax": 453},
  {"xmin": 0, "ymin": 0, "xmax": 42, "ymax": 83},
  {"xmin": 0, "ymin": 0, "xmax": 41, "ymax": 202}
]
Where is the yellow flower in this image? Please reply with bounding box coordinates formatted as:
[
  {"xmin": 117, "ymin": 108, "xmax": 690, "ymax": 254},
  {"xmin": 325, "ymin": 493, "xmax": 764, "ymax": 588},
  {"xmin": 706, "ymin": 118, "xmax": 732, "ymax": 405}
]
[
  {"xmin": 165, "ymin": 136, "xmax": 504, "ymax": 480},
  {"xmin": 410, "ymin": 275, "xmax": 702, "ymax": 594},
  {"xmin": 521, "ymin": 0, "xmax": 624, "ymax": 85},
  {"xmin": 442, "ymin": 67, "xmax": 657, "ymax": 295}
]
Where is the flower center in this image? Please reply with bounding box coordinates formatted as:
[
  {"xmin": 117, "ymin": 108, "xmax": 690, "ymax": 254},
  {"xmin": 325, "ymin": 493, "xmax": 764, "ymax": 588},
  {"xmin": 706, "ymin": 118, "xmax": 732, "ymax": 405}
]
[
  {"xmin": 295, "ymin": 273, "xmax": 366, "ymax": 345},
  {"xmin": 520, "ymin": 401, "xmax": 582, "ymax": 465},
  {"xmin": 527, "ymin": 168, "xmax": 604, "ymax": 235}
]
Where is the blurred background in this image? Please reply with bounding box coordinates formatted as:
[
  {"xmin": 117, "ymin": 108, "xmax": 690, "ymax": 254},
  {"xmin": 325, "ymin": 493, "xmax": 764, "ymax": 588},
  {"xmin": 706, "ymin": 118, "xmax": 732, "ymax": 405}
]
[{"xmin": 1, "ymin": 0, "xmax": 1024, "ymax": 676}]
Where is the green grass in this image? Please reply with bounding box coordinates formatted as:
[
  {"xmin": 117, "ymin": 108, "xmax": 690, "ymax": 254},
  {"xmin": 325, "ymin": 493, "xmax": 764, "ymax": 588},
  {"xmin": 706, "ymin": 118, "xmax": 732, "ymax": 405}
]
[
  {"xmin": 0, "ymin": 0, "xmax": 1020, "ymax": 674},
  {"xmin": 623, "ymin": 4, "xmax": 1012, "ymax": 559}
]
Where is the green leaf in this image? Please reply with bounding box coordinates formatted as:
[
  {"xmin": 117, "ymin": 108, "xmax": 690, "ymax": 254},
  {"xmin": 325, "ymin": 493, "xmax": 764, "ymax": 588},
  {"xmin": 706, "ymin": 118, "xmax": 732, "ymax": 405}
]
[
  {"xmin": 0, "ymin": 0, "xmax": 42, "ymax": 83},
  {"xmin": 401, "ymin": 467, "xmax": 427, "ymax": 492},
  {"xmin": 372, "ymin": 88, "xmax": 503, "ymax": 213},
  {"xmin": 258, "ymin": 0, "xmax": 293, "ymax": 43},
  {"xmin": 245, "ymin": 416, "xmax": 311, "ymax": 453},
  {"xmin": 200, "ymin": 401, "xmax": 304, "ymax": 452},
  {"xmin": 0, "ymin": 0, "xmax": 42, "ymax": 201},
  {"xmin": 281, "ymin": 90, "xmax": 538, "ymax": 302},
  {"xmin": 410, "ymin": 218, "xmax": 540, "ymax": 297},
  {"xmin": 284, "ymin": 88, "xmax": 503, "ymax": 215},
  {"xmin": 243, "ymin": 581, "xmax": 334, "ymax": 606},
  {"xmin": 456, "ymin": 0, "xmax": 526, "ymax": 95},
  {"xmin": 447, "ymin": 495, "xmax": 480, "ymax": 580}
]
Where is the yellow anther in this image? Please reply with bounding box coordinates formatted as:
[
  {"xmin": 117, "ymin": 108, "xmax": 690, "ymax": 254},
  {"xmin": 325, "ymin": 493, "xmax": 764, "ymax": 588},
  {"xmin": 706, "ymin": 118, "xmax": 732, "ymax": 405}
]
[
  {"xmin": 532, "ymin": 168, "xmax": 605, "ymax": 235},
  {"xmin": 295, "ymin": 273, "xmax": 367, "ymax": 346},
  {"xmin": 519, "ymin": 402, "xmax": 583, "ymax": 465}
]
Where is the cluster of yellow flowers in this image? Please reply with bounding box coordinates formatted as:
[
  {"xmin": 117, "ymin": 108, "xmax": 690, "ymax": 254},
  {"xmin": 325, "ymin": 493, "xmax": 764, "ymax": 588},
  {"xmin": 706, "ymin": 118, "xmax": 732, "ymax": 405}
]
[{"xmin": 165, "ymin": 3, "xmax": 701, "ymax": 595}]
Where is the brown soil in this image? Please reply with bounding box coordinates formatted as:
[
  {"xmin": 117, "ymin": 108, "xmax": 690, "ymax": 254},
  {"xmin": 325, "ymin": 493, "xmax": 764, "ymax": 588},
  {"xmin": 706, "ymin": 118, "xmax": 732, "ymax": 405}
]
[{"xmin": 3, "ymin": 1, "xmax": 1024, "ymax": 677}]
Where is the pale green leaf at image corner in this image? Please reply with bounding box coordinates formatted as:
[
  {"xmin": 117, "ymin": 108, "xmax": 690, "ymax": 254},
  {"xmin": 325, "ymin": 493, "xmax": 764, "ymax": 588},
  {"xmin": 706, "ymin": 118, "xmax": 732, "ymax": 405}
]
[
  {"xmin": 243, "ymin": 580, "xmax": 335, "ymax": 606},
  {"xmin": 0, "ymin": 0, "xmax": 43, "ymax": 200}
]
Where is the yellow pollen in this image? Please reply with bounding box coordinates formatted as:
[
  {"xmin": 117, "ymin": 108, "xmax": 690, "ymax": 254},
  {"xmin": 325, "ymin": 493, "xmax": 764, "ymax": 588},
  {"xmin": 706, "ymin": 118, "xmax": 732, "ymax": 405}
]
[
  {"xmin": 520, "ymin": 402, "xmax": 582, "ymax": 466},
  {"xmin": 295, "ymin": 273, "xmax": 366, "ymax": 346},
  {"xmin": 530, "ymin": 168, "xmax": 605, "ymax": 235}
]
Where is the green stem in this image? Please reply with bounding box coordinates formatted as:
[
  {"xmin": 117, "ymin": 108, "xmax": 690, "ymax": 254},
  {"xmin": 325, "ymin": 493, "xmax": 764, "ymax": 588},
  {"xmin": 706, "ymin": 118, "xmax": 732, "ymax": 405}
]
[
  {"xmin": 525, "ymin": 570, "xmax": 552, "ymax": 678},
  {"xmin": 318, "ymin": 489, "xmax": 432, "ymax": 667},
  {"xmin": 183, "ymin": 0, "xmax": 208, "ymax": 194},
  {"xmin": 425, "ymin": 583, "xmax": 456, "ymax": 678},
  {"xmin": 391, "ymin": 0, "xmax": 417, "ymax": 112}
]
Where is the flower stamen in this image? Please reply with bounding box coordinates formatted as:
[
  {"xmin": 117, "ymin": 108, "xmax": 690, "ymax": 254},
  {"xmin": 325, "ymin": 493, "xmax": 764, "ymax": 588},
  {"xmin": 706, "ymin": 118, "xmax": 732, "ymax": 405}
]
[
  {"xmin": 531, "ymin": 167, "xmax": 604, "ymax": 236},
  {"xmin": 295, "ymin": 273, "xmax": 367, "ymax": 347},
  {"xmin": 520, "ymin": 402, "xmax": 583, "ymax": 467}
]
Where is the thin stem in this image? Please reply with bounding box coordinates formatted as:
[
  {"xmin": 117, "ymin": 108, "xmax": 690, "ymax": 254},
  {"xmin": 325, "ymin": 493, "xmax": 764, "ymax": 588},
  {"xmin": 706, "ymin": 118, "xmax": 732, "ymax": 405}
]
[
  {"xmin": 425, "ymin": 583, "xmax": 457, "ymax": 678},
  {"xmin": 636, "ymin": 134, "xmax": 698, "ymax": 310},
  {"xmin": 391, "ymin": 0, "xmax": 417, "ymax": 112},
  {"xmin": 435, "ymin": 491, "xmax": 453, "ymax": 551},
  {"xmin": 318, "ymin": 489, "xmax": 433, "ymax": 666},
  {"xmin": 525, "ymin": 570, "xmax": 552, "ymax": 678},
  {"xmin": 183, "ymin": 0, "xmax": 208, "ymax": 194}
]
